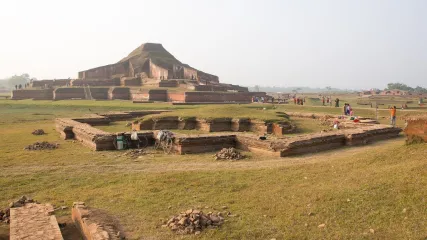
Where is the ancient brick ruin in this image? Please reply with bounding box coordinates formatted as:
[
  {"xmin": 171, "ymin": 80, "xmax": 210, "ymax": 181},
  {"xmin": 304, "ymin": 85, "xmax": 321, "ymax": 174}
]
[
  {"xmin": 9, "ymin": 203, "xmax": 63, "ymax": 240},
  {"xmin": 11, "ymin": 43, "xmax": 260, "ymax": 103},
  {"xmin": 54, "ymin": 110, "xmax": 402, "ymax": 157},
  {"xmin": 404, "ymin": 116, "xmax": 427, "ymax": 143},
  {"xmin": 72, "ymin": 202, "xmax": 124, "ymax": 240}
]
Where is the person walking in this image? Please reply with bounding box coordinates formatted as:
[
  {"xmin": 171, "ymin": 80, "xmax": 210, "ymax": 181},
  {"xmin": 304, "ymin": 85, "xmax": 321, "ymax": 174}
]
[
  {"xmin": 335, "ymin": 98, "xmax": 340, "ymax": 107},
  {"xmin": 390, "ymin": 106, "xmax": 397, "ymax": 126}
]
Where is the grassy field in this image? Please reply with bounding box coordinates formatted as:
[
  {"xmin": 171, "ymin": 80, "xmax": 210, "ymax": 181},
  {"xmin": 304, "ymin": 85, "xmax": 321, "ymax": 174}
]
[{"xmin": 0, "ymin": 99, "xmax": 426, "ymax": 239}]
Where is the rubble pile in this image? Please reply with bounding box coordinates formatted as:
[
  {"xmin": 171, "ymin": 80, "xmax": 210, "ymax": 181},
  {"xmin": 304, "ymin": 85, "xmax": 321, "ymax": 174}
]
[
  {"xmin": 163, "ymin": 209, "xmax": 224, "ymax": 235},
  {"xmin": 24, "ymin": 141, "xmax": 59, "ymax": 150},
  {"xmin": 214, "ymin": 148, "xmax": 244, "ymax": 160},
  {"xmin": 123, "ymin": 149, "xmax": 145, "ymax": 158},
  {"xmin": 31, "ymin": 129, "xmax": 46, "ymax": 135},
  {"xmin": 1, "ymin": 196, "xmax": 36, "ymax": 224}
]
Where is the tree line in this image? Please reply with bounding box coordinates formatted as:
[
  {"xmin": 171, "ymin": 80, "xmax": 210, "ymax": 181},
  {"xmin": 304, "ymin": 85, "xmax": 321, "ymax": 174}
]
[
  {"xmin": 0, "ymin": 73, "xmax": 34, "ymax": 89},
  {"xmin": 386, "ymin": 83, "xmax": 427, "ymax": 93}
]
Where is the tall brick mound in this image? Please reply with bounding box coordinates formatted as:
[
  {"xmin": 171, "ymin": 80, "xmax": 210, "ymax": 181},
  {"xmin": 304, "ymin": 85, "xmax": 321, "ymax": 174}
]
[
  {"xmin": 79, "ymin": 43, "xmax": 219, "ymax": 84},
  {"xmin": 404, "ymin": 116, "xmax": 427, "ymax": 143}
]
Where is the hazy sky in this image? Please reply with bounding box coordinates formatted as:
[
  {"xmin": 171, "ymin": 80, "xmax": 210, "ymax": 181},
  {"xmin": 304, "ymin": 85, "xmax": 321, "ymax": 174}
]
[{"xmin": 1, "ymin": 0, "xmax": 426, "ymax": 89}]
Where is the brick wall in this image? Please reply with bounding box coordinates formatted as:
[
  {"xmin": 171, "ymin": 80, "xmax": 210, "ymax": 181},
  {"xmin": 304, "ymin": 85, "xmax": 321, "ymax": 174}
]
[
  {"xmin": 109, "ymin": 87, "xmax": 130, "ymax": 100},
  {"xmin": 10, "ymin": 203, "xmax": 63, "ymax": 240},
  {"xmin": 30, "ymin": 80, "xmax": 54, "ymax": 88},
  {"xmin": 168, "ymin": 92, "xmax": 186, "ymax": 102},
  {"xmin": 197, "ymin": 71, "xmax": 219, "ymax": 84},
  {"xmin": 120, "ymin": 77, "xmax": 141, "ymax": 86},
  {"xmin": 54, "ymin": 88, "xmax": 85, "ymax": 100},
  {"xmin": 71, "ymin": 79, "xmax": 120, "ymax": 87},
  {"xmin": 159, "ymin": 80, "xmax": 178, "ymax": 87},
  {"xmin": 11, "ymin": 89, "xmax": 54, "ymax": 100},
  {"xmin": 148, "ymin": 89, "xmax": 167, "ymax": 101},
  {"xmin": 194, "ymin": 85, "xmax": 228, "ymax": 92},
  {"xmin": 404, "ymin": 118, "xmax": 427, "ymax": 142},
  {"xmin": 149, "ymin": 61, "xmax": 169, "ymax": 80},
  {"xmin": 89, "ymin": 88, "xmax": 110, "ymax": 100},
  {"xmin": 52, "ymin": 79, "xmax": 72, "ymax": 86},
  {"xmin": 79, "ymin": 61, "xmax": 130, "ymax": 79},
  {"xmin": 184, "ymin": 92, "xmax": 252, "ymax": 103},
  {"xmin": 183, "ymin": 67, "xmax": 197, "ymax": 80},
  {"xmin": 131, "ymin": 90, "xmax": 149, "ymax": 101}
]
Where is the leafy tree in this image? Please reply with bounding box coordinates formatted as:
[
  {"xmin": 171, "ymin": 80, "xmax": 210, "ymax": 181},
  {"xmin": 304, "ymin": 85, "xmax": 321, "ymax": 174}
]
[
  {"xmin": 7, "ymin": 74, "xmax": 31, "ymax": 88},
  {"xmin": 292, "ymin": 87, "xmax": 302, "ymax": 94},
  {"xmin": 386, "ymin": 82, "xmax": 427, "ymax": 93},
  {"xmin": 254, "ymin": 85, "xmax": 260, "ymax": 92},
  {"xmin": 386, "ymin": 83, "xmax": 413, "ymax": 91}
]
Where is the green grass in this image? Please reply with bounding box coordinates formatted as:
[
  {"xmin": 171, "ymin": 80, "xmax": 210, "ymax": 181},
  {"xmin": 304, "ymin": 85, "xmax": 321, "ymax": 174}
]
[
  {"xmin": 137, "ymin": 104, "xmax": 292, "ymax": 124},
  {"xmin": 0, "ymin": 99, "xmax": 426, "ymax": 239}
]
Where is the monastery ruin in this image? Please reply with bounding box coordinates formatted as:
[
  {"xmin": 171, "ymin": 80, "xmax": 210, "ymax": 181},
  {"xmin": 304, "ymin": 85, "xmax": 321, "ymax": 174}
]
[{"xmin": 11, "ymin": 43, "xmax": 264, "ymax": 103}]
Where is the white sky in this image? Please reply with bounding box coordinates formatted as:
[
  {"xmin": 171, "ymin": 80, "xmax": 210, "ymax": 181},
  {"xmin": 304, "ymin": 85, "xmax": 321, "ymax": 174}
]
[{"xmin": 0, "ymin": 0, "xmax": 426, "ymax": 89}]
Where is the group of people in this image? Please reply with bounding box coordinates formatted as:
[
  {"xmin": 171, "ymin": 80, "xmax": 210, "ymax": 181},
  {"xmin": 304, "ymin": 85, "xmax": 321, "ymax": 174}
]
[
  {"xmin": 252, "ymin": 96, "xmax": 265, "ymax": 103},
  {"xmin": 252, "ymin": 96, "xmax": 285, "ymax": 104},
  {"xmin": 321, "ymin": 96, "xmax": 333, "ymax": 106},
  {"xmin": 293, "ymin": 96, "xmax": 306, "ymax": 105},
  {"xmin": 343, "ymin": 103, "xmax": 354, "ymax": 116}
]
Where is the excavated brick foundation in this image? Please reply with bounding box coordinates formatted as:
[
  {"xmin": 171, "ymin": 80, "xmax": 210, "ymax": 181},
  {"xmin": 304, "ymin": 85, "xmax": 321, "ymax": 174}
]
[
  {"xmin": 55, "ymin": 111, "xmax": 402, "ymax": 156},
  {"xmin": 10, "ymin": 203, "xmax": 63, "ymax": 240},
  {"xmin": 72, "ymin": 202, "xmax": 124, "ymax": 240},
  {"xmin": 132, "ymin": 117, "xmax": 295, "ymax": 136},
  {"xmin": 174, "ymin": 134, "xmax": 236, "ymax": 154},
  {"xmin": 404, "ymin": 116, "xmax": 427, "ymax": 143}
]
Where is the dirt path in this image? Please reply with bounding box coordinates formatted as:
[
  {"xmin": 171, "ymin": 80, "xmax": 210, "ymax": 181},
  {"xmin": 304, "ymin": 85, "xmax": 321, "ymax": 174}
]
[{"xmin": 0, "ymin": 139, "xmax": 403, "ymax": 177}]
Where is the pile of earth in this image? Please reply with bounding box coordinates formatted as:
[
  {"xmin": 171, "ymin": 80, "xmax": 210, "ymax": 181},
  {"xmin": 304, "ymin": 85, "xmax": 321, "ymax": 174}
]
[
  {"xmin": 31, "ymin": 129, "xmax": 45, "ymax": 135},
  {"xmin": 0, "ymin": 196, "xmax": 36, "ymax": 224},
  {"xmin": 163, "ymin": 209, "xmax": 225, "ymax": 235},
  {"xmin": 25, "ymin": 141, "xmax": 59, "ymax": 150},
  {"xmin": 214, "ymin": 148, "xmax": 244, "ymax": 161}
]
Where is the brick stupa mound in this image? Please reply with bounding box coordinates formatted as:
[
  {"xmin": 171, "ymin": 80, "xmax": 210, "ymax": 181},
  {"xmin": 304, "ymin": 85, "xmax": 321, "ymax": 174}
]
[{"xmin": 79, "ymin": 43, "xmax": 219, "ymax": 83}]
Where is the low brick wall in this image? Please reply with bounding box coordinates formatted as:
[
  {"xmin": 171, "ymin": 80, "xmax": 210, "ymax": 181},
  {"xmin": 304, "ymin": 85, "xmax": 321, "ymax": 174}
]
[
  {"xmin": 280, "ymin": 133, "xmax": 347, "ymax": 157},
  {"xmin": 237, "ymin": 124, "xmax": 401, "ymax": 156},
  {"xmin": 71, "ymin": 79, "xmax": 120, "ymax": 87},
  {"xmin": 72, "ymin": 202, "xmax": 124, "ymax": 240},
  {"xmin": 194, "ymin": 85, "xmax": 228, "ymax": 92},
  {"xmin": 174, "ymin": 134, "xmax": 236, "ymax": 154},
  {"xmin": 55, "ymin": 118, "xmax": 115, "ymax": 150},
  {"xmin": 10, "ymin": 203, "xmax": 63, "ymax": 240},
  {"xmin": 120, "ymin": 77, "xmax": 141, "ymax": 86},
  {"xmin": 90, "ymin": 88, "xmax": 110, "ymax": 100},
  {"xmin": 168, "ymin": 92, "xmax": 186, "ymax": 102},
  {"xmin": 11, "ymin": 89, "xmax": 54, "ymax": 100},
  {"xmin": 109, "ymin": 87, "xmax": 130, "ymax": 100},
  {"xmin": 231, "ymin": 118, "xmax": 251, "ymax": 132},
  {"xmin": 54, "ymin": 88, "xmax": 85, "ymax": 100},
  {"xmin": 130, "ymin": 90, "xmax": 149, "ymax": 101},
  {"xmin": 235, "ymin": 134, "xmax": 285, "ymax": 156},
  {"xmin": 72, "ymin": 114, "xmax": 111, "ymax": 126},
  {"xmin": 184, "ymin": 92, "xmax": 252, "ymax": 103},
  {"xmin": 132, "ymin": 117, "xmax": 293, "ymax": 136},
  {"xmin": 30, "ymin": 80, "xmax": 54, "ymax": 88},
  {"xmin": 159, "ymin": 80, "xmax": 178, "ymax": 87},
  {"xmin": 404, "ymin": 117, "xmax": 427, "ymax": 143},
  {"xmin": 148, "ymin": 89, "xmax": 167, "ymax": 101},
  {"xmin": 346, "ymin": 125, "xmax": 402, "ymax": 145}
]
